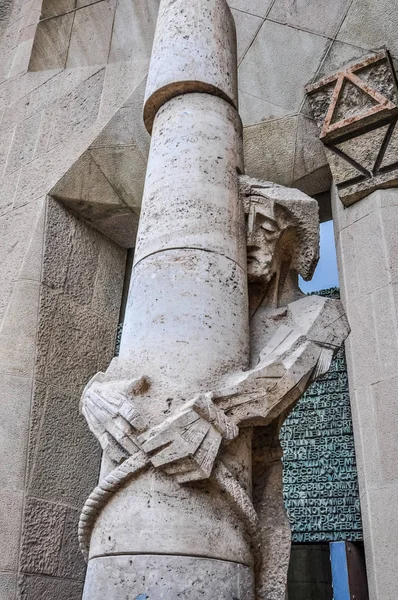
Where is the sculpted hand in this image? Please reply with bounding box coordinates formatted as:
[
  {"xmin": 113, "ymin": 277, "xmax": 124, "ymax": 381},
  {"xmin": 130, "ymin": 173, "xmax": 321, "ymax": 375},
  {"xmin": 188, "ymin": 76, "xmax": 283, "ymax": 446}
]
[
  {"xmin": 138, "ymin": 393, "xmax": 239, "ymax": 483},
  {"xmin": 80, "ymin": 373, "xmax": 148, "ymax": 462}
]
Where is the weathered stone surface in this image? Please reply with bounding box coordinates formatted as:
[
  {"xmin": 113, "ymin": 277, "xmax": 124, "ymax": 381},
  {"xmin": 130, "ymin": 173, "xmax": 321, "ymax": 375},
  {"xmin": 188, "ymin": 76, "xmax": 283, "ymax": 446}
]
[
  {"xmin": 0, "ymin": 490, "xmax": 23, "ymax": 571},
  {"xmin": 29, "ymin": 14, "xmax": 74, "ymax": 71},
  {"xmin": 20, "ymin": 498, "xmax": 67, "ymax": 576},
  {"xmin": 231, "ymin": 8, "xmax": 262, "ymax": 64},
  {"xmin": 0, "ymin": 573, "xmax": 16, "ymax": 600},
  {"xmin": 57, "ymin": 509, "xmax": 87, "ymax": 581},
  {"xmin": 84, "ymin": 555, "xmax": 254, "ymax": 599},
  {"xmin": 28, "ymin": 385, "xmax": 101, "ymax": 507},
  {"xmin": 18, "ymin": 574, "xmax": 83, "ymax": 600},
  {"xmin": 243, "ymin": 116, "xmax": 298, "ymax": 186},
  {"xmin": 269, "ymin": 0, "xmax": 351, "ymax": 37},
  {"xmin": 228, "ymin": 0, "xmax": 272, "ymax": 18},
  {"xmin": 48, "ymin": 68, "xmax": 105, "ymax": 149},
  {"xmin": 337, "ymin": 0, "xmax": 398, "ymax": 58},
  {"xmin": 40, "ymin": 0, "xmax": 76, "ymax": 20},
  {"xmin": 307, "ymin": 50, "xmax": 398, "ymax": 206},
  {"xmin": 134, "ymin": 94, "xmax": 245, "ymax": 266},
  {"xmin": 89, "ymin": 145, "xmax": 146, "ymax": 209},
  {"xmin": 239, "ymin": 20, "xmax": 329, "ymax": 117},
  {"xmin": 108, "ymin": 0, "xmax": 158, "ymax": 64},
  {"xmin": 66, "ymin": 0, "xmax": 116, "ymax": 68},
  {"xmin": 0, "ymin": 375, "xmax": 32, "ymax": 492},
  {"xmin": 292, "ymin": 115, "xmax": 331, "ymax": 195},
  {"xmin": 144, "ymin": 0, "xmax": 238, "ymax": 131}
]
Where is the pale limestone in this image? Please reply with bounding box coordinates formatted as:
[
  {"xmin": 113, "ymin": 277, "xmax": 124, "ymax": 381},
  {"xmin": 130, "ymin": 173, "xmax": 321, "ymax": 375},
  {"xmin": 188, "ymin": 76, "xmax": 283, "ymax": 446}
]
[
  {"xmin": 29, "ymin": 13, "xmax": 74, "ymax": 71},
  {"xmin": 243, "ymin": 116, "xmax": 298, "ymax": 186},
  {"xmin": 239, "ymin": 20, "xmax": 329, "ymax": 116},
  {"xmin": 143, "ymin": 0, "xmax": 238, "ymax": 131},
  {"xmin": 268, "ymin": 0, "xmax": 351, "ymax": 38},
  {"xmin": 0, "ymin": 375, "xmax": 32, "ymax": 491},
  {"xmin": 84, "ymin": 555, "xmax": 254, "ymax": 599},
  {"xmin": 231, "ymin": 8, "xmax": 262, "ymax": 64},
  {"xmin": 79, "ymin": 4, "xmax": 349, "ymax": 600},
  {"xmin": 0, "ymin": 490, "xmax": 23, "ymax": 570},
  {"xmin": 133, "ymin": 94, "xmax": 245, "ymax": 267},
  {"xmin": 66, "ymin": 0, "xmax": 116, "ymax": 68},
  {"xmin": 228, "ymin": 0, "xmax": 272, "ymax": 18}
]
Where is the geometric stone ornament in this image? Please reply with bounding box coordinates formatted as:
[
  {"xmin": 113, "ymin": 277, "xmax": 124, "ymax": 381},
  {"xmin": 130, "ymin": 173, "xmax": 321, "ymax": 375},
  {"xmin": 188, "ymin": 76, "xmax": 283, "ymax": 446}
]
[{"xmin": 306, "ymin": 50, "xmax": 398, "ymax": 205}]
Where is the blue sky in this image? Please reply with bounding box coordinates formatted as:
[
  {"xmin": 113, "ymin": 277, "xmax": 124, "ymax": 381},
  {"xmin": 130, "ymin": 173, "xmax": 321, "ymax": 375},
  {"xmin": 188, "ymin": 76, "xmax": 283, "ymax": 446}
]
[{"xmin": 299, "ymin": 220, "xmax": 339, "ymax": 293}]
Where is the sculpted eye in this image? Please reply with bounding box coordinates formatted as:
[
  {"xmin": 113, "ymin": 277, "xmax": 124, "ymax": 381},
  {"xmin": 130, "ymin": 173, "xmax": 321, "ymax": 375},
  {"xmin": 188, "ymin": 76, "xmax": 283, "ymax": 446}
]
[{"xmin": 260, "ymin": 218, "xmax": 278, "ymax": 233}]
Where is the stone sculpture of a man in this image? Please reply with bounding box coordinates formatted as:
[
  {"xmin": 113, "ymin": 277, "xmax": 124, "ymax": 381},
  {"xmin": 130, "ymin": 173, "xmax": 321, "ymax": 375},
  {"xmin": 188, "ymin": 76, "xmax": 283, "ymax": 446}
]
[{"xmin": 79, "ymin": 175, "xmax": 348, "ymax": 600}]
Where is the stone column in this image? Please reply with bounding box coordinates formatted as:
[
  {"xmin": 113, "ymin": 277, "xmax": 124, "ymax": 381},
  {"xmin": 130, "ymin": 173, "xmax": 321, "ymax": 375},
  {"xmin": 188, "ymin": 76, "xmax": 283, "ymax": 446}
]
[
  {"xmin": 307, "ymin": 50, "xmax": 398, "ymax": 600},
  {"xmin": 82, "ymin": 0, "xmax": 254, "ymax": 597}
]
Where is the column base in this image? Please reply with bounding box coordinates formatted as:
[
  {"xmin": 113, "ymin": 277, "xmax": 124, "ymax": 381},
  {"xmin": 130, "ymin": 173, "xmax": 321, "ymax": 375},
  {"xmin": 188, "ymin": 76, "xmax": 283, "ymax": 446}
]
[{"xmin": 83, "ymin": 554, "xmax": 254, "ymax": 599}]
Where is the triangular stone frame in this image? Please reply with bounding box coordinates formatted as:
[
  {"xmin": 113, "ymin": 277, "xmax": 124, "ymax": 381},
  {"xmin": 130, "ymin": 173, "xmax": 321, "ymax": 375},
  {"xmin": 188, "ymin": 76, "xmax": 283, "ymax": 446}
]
[{"xmin": 320, "ymin": 71, "xmax": 396, "ymax": 139}]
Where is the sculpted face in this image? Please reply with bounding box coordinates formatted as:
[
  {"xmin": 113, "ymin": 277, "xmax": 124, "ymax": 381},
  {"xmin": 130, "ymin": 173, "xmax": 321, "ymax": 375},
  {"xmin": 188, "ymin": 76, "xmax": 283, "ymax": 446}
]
[{"xmin": 246, "ymin": 197, "xmax": 288, "ymax": 285}]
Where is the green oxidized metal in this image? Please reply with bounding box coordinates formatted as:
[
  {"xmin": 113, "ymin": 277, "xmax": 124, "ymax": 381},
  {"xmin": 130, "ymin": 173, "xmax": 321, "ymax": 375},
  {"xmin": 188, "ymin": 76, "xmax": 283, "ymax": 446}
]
[{"xmin": 280, "ymin": 288, "xmax": 363, "ymax": 543}]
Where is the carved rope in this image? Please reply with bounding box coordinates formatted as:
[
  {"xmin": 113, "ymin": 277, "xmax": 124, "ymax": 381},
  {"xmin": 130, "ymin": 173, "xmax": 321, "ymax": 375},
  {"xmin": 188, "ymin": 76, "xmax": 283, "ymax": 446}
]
[
  {"xmin": 212, "ymin": 461, "xmax": 259, "ymax": 540},
  {"xmin": 78, "ymin": 451, "xmax": 149, "ymax": 561}
]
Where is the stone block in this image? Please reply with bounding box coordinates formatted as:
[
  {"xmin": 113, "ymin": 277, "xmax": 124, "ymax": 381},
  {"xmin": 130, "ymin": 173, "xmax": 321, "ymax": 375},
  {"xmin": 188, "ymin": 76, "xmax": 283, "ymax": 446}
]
[
  {"xmin": 29, "ymin": 13, "xmax": 74, "ymax": 71},
  {"xmin": 379, "ymin": 199, "xmax": 398, "ymax": 285},
  {"xmin": 337, "ymin": 0, "xmax": 398, "ymax": 58},
  {"xmin": 365, "ymin": 485, "xmax": 398, "ymax": 599},
  {"xmin": 38, "ymin": 294, "xmax": 116, "ymax": 392},
  {"xmin": 0, "ymin": 375, "xmax": 31, "ymax": 492},
  {"xmin": 92, "ymin": 242, "xmax": 126, "ymax": 320},
  {"xmin": 372, "ymin": 376, "xmax": 398, "ymax": 483},
  {"xmin": 243, "ymin": 116, "xmax": 297, "ymax": 186},
  {"xmin": 231, "ymin": 9, "xmax": 262, "ymax": 64},
  {"xmin": 0, "ymin": 490, "xmax": 23, "ymax": 571},
  {"xmin": 0, "ymin": 279, "xmax": 40, "ymax": 377},
  {"xmin": 66, "ymin": 0, "xmax": 116, "ymax": 68},
  {"xmin": 351, "ymin": 209, "xmax": 389, "ymax": 296},
  {"xmin": 57, "ymin": 508, "xmax": 87, "ymax": 581},
  {"xmin": 0, "ymin": 127, "xmax": 15, "ymax": 177},
  {"xmin": 0, "ymin": 202, "xmax": 40, "ymax": 323},
  {"xmin": 228, "ymin": 0, "xmax": 272, "ymax": 18},
  {"xmin": 28, "ymin": 385, "xmax": 101, "ymax": 507},
  {"xmin": 316, "ymin": 40, "xmax": 370, "ymax": 81},
  {"xmin": 99, "ymin": 63, "xmax": 148, "ymax": 123},
  {"xmin": 1, "ymin": 95, "xmax": 30, "ymax": 134},
  {"xmin": 62, "ymin": 217, "xmax": 100, "ymax": 307},
  {"xmin": 91, "ymin": 103, "xmax": 150, "ymax": 156},
  {"xmin": 5, "ymin": 110, "xmax": 42, "ymax": 174},
  {"xmin": 108, "ymin": 0, "xmax": 158, "ymax": 63},
  {"xmin": 347, "ymin": 294, "xmax": 381, "ymax": 388},
  {"xmin": 239, "ymin": 90, "xmax": 289, "ymax": 126},
  {"xmin": 25, "ymin": 379, "xmax": 46, "ymax": 484},
  {"xmin": 306, "ymin": 51, "xmax": 398, "ymax": 206},
  {"xmin": 0, "ymin": 169, "xmax": 21, "ymax": 216},
  {"xmin": 292, "ymin": 115, "xmax": 330, "ymax": 195},
  {"xmin": 89, "ymin": 145, "xmax": 146, "ymax": 210},
  {"xmin": 40, "ymin": 0, "xmax": 76, "ymax": 19},
  {"xmin": 48, "ymin": 68, "xmax": 105, "ymax": 149},
  {"xmin": 269, "ymin": 0, "xmax": 351, "ymax": 37},
  {"xmin": 18, "ymin": 574, "xmax": 83, "ymax": 600},
  {"xmin": 41, "ymin": 198, "xmax": 74, "ymax": 291},
  {"xmin": 20, "ymin": 497, "xmax": 67, "ymax": 576},
  {"xmin": 371, "ymin": 285, "xmax": 398, "ymax": 379},
  {"xmin": 239, "ymin": 20, "xmax": 329, "ymax": 116},
  {"xmin": 339, "ymin": 226, "xmax": 360, "ymax": 301},
  {"xmin": 0, "ymin": 573, "xmax": 16, "ymax": 600},
  {"xmin": 348, "ymin": 384, "xmax": 381, "ymax": 493}
]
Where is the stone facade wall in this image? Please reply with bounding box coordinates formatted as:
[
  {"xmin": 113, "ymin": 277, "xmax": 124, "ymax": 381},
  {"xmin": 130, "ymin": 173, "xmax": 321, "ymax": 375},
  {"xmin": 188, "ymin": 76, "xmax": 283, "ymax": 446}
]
[
  {"xmin": 333, "ymin": 187, "xmax": 398, "ymax": 600},
  {"xmin": 1, "ymin": 0, "xmax": 398, "ymax": 598}
]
